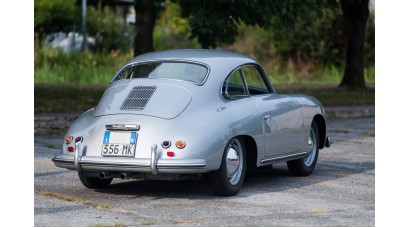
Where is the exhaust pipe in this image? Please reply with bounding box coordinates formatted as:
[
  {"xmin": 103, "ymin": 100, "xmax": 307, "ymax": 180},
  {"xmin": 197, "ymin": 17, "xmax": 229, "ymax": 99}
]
[
  {"xmin": 99, "ymin": 172, "xmax": 109, "ymax": 179},
  {"xmin": 120, "ymin": 173, "xmax": 127, "ymax": 179}
]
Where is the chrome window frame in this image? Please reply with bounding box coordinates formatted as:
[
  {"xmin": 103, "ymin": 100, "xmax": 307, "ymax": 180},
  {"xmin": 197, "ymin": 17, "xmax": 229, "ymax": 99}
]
[
  {"xmin": 222, "ymin": 66, "xmax": 249, "ymax": 100},
  {"xmin": 221, "ymin": 63, "xmax": 275, "ymax": 100},
  {"xmin": 240, "ymin": 63, "xmax": 275, "ymax": 94}
]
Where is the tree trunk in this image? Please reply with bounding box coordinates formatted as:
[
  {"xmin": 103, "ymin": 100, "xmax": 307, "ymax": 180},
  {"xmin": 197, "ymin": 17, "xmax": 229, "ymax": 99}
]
[
  {"xmin": 339, "ymin": 0, "xmax": 369, "ymax": 89},
  {"xmin": 134, "ymin": 0, "xmax": 155, "ymax": 57}
]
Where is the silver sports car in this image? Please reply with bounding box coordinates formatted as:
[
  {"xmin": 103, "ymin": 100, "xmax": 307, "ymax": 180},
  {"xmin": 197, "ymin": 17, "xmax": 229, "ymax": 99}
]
[{"xmin": 52, "ymin": 49, "xmax": 332, "ymax": 196}]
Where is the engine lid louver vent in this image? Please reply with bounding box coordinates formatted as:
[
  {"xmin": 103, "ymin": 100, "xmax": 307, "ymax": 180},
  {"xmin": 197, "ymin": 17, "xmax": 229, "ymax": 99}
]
[{"xmin": 120, "ymin": 86, "xmax": 157, "ymax": 111}]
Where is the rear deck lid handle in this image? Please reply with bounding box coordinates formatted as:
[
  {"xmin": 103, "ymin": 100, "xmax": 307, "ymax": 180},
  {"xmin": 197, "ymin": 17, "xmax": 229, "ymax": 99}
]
[{"xmin": 105, "ymin": 124, "xmax": 140, "ymax": 131}]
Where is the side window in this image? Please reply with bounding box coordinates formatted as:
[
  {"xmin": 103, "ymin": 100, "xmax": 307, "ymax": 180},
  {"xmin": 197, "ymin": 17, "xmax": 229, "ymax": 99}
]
[
  {"xmin": 224, "ymin": 69, "xmax": 247, "ymax": 97},
  {"xmin": 242, "ymin": 65, "xmax": 270, "ymax": 95},
  {"xmin": 116, "ymin": 66, "xmax": 134, "ymax": 80}
]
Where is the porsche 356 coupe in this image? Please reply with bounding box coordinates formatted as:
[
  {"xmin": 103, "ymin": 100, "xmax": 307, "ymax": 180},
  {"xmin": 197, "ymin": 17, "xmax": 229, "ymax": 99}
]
[{"xmin": 52, "ymin": 49, "xmax": 332, "ymax": 196}]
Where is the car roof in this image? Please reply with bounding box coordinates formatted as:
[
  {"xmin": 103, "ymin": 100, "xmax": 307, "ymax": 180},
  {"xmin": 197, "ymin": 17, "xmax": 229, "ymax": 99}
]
[{"xmin": 126, "ymin": 49, "xmax": 259, "ymax": 67}]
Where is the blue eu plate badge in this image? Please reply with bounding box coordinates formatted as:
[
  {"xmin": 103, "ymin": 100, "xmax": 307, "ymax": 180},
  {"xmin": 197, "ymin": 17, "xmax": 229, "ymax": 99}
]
[
  {"xmin": 103, "ymin": 131, "xmax": 110, "ymax": 144},
  {"xmin": 130, "ymin": 132, "xmax": 137, "ymax": 145}
]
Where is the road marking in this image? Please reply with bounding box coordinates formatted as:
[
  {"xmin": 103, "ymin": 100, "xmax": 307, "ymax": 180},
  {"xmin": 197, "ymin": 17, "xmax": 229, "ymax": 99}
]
[{"xmin": 35, "ymin": 160, "xmax": 56, "ymax": 167}]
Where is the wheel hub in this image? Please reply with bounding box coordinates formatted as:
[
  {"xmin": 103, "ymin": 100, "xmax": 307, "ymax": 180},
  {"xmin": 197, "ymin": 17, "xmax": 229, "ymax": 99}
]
[
  {"xmin": 304, "ymin": 129, "xmax": 317, "ymax": 167},
  {"xmin": 226, "ymin": 147, "xmax": 240, "ymax": 176}
]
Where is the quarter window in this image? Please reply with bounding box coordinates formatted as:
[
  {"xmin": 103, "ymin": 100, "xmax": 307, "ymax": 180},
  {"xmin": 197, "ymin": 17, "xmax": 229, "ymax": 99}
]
[
  {"xmin": 225, "ymin": 69, "xmax": 247, "ymax": 97},
  {"xmin": 242, "ymin": 65, "xmax": 270, "ymax": 95}
]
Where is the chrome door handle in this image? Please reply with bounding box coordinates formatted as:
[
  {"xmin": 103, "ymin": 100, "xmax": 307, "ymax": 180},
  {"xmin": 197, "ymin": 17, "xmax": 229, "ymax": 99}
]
[{"xmin": 263, "ymin": 115, "xmax": 271, "ymax": 121}]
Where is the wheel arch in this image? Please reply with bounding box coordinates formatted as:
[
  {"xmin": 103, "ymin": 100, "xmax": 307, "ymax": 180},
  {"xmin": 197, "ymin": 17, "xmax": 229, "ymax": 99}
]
[
  {"xmin": 313, "ymin": 114, "xmax": 326, "ymax": 149},
  {"xmin": 237, "ymin": 135, "xmax": 258, "ymax": 170}
]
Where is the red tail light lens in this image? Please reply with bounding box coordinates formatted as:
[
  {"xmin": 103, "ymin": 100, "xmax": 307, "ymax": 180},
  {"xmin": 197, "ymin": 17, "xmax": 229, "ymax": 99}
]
[
  {"xmin": 167, "ymin": 151, "xmax": 175, "ymax": 157},
  {"xmin": 67, "ymin": 146, "xmax": 74, "ymax": 152}
]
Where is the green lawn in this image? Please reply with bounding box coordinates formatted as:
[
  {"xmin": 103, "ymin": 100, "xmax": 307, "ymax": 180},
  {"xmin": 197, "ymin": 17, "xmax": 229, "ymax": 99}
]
[{"xmin": 34, "ymin": 83, "xmax": 374, "ymax": 113}]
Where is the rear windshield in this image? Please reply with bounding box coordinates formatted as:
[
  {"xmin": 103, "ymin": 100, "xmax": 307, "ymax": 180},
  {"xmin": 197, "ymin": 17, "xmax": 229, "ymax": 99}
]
[{"xmin": 112, "ymin": 62, "xmax": 208, "ymax": 84}]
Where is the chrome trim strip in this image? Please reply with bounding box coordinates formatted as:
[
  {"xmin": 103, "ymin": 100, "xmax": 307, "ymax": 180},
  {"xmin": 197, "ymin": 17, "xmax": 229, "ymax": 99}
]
[
  {"xmin": 151, "ymin": 144, "xmax": 158, "ymax": 175},
  {"xmin": 106, "ymin": 124, "xmax": 140, "ymax": 131},
  {"xmin": 260, "ymin": 151, "xmax": 307, "ymax": 164}
]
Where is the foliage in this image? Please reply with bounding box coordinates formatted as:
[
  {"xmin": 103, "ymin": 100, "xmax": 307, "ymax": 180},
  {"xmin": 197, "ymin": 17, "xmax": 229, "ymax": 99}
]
[
  {"xmin": 34, "ymin": 49, "xmax": 133, "ymax": 84},
  {"xmin": 178, "ymin": 0, "xmax": 337, "ymax": 48},
  {"xmin": 87, "ymin": 5, "xmax": 133, "ymax": 52},
  {"xmin": 154, "ymin": 0, "xmax": 201, "ymax": 50},
  {"xmin": 34, "ymin": 0, "xmax": 374, "ymax": 87},
  {"xmin": 34, "ymin": 0, "xmax": 79, "ymax": 35}
]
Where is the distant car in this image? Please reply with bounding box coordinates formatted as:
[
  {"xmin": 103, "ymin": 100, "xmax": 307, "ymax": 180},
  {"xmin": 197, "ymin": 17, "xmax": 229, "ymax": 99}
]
[{"xmin": 52, "ymin": 49, "xmax": 332, "ymax": 196}]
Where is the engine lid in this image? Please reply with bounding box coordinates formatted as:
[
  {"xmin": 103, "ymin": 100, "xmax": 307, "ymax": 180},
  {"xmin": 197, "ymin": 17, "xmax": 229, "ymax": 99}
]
[{"xmin": 94, "ymin": 81, "xmax": 192, "ymax": 119}]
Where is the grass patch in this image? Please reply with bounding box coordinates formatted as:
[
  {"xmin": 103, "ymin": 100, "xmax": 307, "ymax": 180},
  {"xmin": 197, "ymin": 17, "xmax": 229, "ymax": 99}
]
[
  {"xmin": 35, "ymin": 84, "xmax": 106, "ymax": 113},
  {"xmin": 362, "ymin": 132, "xmax": 375, "ymax": 137},
  {"xmin": 90, "ymin": 222, "xmax": 127, "ymax": 227},
  {"xmin": 352, "ymin": 140, "xmax": 364, "ymax": 144},
  {"xmin": 39, "ymin": 191, "xmax": 114, "ymax": 212},
  {"xmin": 333, "ymin": 129, "xmax": 350, "ymax": 134},
  {"xmin": 35, "ymin": 83, "xmax": 374, "ymax": 113},
  {"xmin": 169, "ymin": 219, "xmax": 200, "ymax": 225},
  {"xmin": 97, "ymin": 203, "xmax": 112, "ymax": 209},
  {"xmin": 39, "ymin": 191, "xmax": 92, "ymax": 205},
  {"xmin": 46, "ymin": 143, "xmax": 55, "ymax": 148},
  {"xmin": 35, "ymin": 49, "xmax": 132, "ymax": 84},
  {"xmin": 140, "ymin": 220, "xmax": 157, "ymax": 226}
]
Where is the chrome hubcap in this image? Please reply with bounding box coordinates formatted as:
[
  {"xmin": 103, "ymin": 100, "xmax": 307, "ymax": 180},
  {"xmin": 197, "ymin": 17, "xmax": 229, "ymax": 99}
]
[
  {"xmin": 304, "ymin": 129, "xmax": 317, "ymax": 167},
  {"xmin": 226, "ymin": 139, "xmax": 243, "ymax": 185}
]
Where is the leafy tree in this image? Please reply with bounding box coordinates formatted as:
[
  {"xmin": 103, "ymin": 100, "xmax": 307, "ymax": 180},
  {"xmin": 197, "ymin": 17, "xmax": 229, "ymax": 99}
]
[
  {"xmin": 87, "ymin": 5, "xmax": 133, "ymax": 52},
  {"xmin": 179, "ymin": 0, "xmax": 371, "ymax": 88},
  {"xmin": 153, "ymin": 1, "xmax": 201, "ymax": 50},
  {"xmin": 133, "ymin": 0, "xmax": 165, "ymax": 56},
  {"xmin": 178, "ymin": 0, "xmax": 324, "ymax": 48},
  {"xmin": 339, "ymin": 0, "xmax": 370, "ymax": 88},
  {"xmin": 34, "ymin": 0, "xmax": 79, "ymax": 47}
]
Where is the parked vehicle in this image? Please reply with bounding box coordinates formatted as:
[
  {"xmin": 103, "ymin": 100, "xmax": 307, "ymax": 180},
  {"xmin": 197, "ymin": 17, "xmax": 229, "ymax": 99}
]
[{"xmin": 52, "ymin": 49, "xmax": 332, "ymax": 196}]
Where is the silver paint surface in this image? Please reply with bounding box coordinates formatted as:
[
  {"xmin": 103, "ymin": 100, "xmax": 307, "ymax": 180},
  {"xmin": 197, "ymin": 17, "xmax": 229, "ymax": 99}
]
[{"xmin": 52, "ymin": 49, "xmax": 328, "ymax": 177}]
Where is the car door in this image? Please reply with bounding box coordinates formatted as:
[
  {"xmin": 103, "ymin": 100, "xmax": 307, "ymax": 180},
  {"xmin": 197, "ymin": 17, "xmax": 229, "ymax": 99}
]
[{"xmin": 241, "ymin": 65, "xmax": 305, "ymax": 158}]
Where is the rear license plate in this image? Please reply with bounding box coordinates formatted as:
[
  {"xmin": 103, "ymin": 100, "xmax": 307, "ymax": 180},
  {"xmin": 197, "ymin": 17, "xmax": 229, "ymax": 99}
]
[{"xmin": 101, "ymin": 131, "xmax": 137, "ymax": 157}]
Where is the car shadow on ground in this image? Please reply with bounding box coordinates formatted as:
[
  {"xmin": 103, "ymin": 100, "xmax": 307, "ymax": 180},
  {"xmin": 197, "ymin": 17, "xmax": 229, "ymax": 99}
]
[{"xmin": 94, "ymin": 160, "xmax": 374, "ymax": 198}]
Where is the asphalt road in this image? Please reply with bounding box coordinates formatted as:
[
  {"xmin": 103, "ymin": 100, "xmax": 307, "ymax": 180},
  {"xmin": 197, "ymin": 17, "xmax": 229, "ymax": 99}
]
[{"xmin": 34, "ymin": 117, "xmax": 375, "ymax": 227}]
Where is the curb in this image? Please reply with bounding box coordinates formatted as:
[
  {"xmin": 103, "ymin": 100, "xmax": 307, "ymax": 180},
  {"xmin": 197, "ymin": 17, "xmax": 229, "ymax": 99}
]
[{"xmin": 325, "ymin": 106, "xmax": 375, "ymax": 119}]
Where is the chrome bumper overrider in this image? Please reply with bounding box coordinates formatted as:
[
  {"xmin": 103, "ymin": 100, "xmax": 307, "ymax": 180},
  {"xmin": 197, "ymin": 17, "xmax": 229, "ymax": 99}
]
[
  {"xmin": 325, "ymin": 136, "xmax": 333, "ymax": 148},
  {"xmin": 52, "ymin": 144, "xmax": 206, "ymax": 174}
]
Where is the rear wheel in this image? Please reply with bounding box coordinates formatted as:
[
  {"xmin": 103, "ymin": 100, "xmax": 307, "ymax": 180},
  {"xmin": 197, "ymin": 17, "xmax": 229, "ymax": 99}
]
[
  {"xmin": 209, "ymin": 137, "xmax": 246, "ymax": 196},
  {"xmin": 78, "ymin": 172, "xmax": 113, "ymax": 189},
  {"xmin": 287, "ymin": 121, "xmax": 319, "ymax": 176}
]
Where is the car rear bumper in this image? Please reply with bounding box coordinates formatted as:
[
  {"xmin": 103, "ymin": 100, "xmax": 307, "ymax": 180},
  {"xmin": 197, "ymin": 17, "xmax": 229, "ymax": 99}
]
[{"xmin": 52, "ymin": 154, "xmax": 207, "ymax": 174}]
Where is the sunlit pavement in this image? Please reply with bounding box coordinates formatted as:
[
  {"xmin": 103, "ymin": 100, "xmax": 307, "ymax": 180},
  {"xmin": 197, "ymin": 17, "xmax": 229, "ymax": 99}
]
[{"xmin": 34, "ymin": 117, "xmax": 374, "ymax": 226}]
